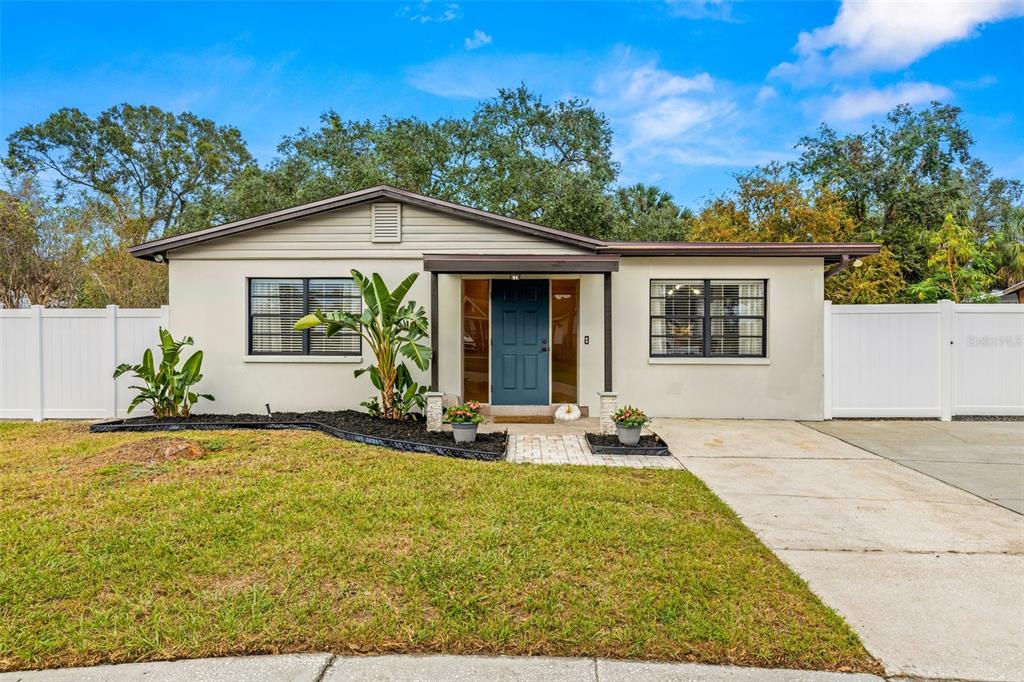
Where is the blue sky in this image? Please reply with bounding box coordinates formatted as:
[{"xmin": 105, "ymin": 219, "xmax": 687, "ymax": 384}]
[{"xmin": 2, "ymin": 0, "xmax": 1023, "ymax": 207}]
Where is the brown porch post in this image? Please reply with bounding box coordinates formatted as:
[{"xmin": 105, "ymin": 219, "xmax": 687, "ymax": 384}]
[
  {"xmin": 599, "ymin": 271, "xmax": 618, "ymax": 435},
  {"xmin": 603, "ymin": 271, "xmax": 612, "ymax": 392},
  {"xmin": 430, "ymin": 270, "xmax": 439, "ymax": 392},
  {"xmin": 425, "ymin": 270, "xmax": 443, "ymax": 431}
]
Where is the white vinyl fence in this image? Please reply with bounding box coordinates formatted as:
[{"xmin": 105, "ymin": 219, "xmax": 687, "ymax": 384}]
[
  {"xmin": 2, "ymin": 303, "xmax": 1022, "ymax": 421},
  {"xmin": 825, "ymin": 301, "xmax": 1024, "ymax": 419},
  {"xmin": 0, "ymin": 305, "xmax": 168, "ymax": 420}
]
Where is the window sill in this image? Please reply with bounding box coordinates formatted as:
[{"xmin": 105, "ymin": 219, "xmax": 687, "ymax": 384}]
[
  {"xmin": 648, "ymin": 357, "xmax": 770, "ymax": 366},
  {"xmin": 244, "ymin": 355, "xmax": 363, "ymax": 364}
]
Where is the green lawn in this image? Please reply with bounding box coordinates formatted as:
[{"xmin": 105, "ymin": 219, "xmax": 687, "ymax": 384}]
[{"xmin": 0, "ymin": 422, "xmax": 878, "ymax": 673}]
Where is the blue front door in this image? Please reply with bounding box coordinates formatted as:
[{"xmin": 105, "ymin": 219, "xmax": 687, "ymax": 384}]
[{"xmin": 491, "ymin": 280, "xmax": 549, "ymax": 405}]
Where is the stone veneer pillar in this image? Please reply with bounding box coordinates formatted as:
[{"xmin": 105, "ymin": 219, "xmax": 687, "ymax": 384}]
[
  {"xmin": 425, "ymin": 392, "xmax": 444, "ymax": 432},
  {"xmin": 598, "ymin": 391, "xmax": 618, "ymax": 435}
]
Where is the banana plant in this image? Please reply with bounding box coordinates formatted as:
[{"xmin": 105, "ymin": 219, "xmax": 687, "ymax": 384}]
[
  {"xmin": 295, "ymin": 270, "xmax": 431, "ymax": 420},
  {"xmin": 113, "ymin": 328, "xmax": 214, "ymax": 418}
]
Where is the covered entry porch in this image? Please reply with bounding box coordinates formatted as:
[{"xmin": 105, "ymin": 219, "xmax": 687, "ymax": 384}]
[{"xmin": 423, "ymin": 254, "xmax": 619, "ymax": 431}]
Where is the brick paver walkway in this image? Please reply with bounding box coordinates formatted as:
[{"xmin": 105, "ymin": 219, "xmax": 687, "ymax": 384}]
[{"xmin": 507, "ymin": 434, "xmax": 682, "ymax": 469}]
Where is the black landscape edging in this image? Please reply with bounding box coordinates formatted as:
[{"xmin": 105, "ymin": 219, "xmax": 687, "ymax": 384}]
[
  {"xmin": 585, "ymin": 432, "xmax": 671, "ymax": 456},
  {"xmin": 90, "ymin": 418, "xmax": 506, "ymax": 462}
]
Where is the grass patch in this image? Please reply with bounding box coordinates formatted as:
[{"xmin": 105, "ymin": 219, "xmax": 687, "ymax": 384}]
[{"xmin": 0, "ymin": 422, "xmax": 878, "ymax": 673}]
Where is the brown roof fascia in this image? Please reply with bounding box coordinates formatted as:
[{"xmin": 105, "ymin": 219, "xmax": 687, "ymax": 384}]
[
  {"xmin": 599, "ymin": 241, "xmax": 882, "ymax": 263},
  {"xmin": 423, "ymin": 253, "xmax": 620, "ymax": 273}
]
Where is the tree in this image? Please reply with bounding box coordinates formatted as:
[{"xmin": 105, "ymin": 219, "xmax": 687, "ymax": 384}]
[
  {"xmin": 77, "ymin": 246, "xmax": 168, "ymax": 308},
  {"xmin": 6, "ymin": 104, "xmax": 253, "ymax": 245},
  {"xmin": 691, "ymin": 164, "xmax": 854, "ymax": 242},
  {"xmin": 990, "ymin": 205, "xmax": 1024, "ymax": 290},
  {"xmin": 0, "ymin": 178, "xmax": 86, "ymax": 307},
  {"xmin": 610, "ymin": 184, "xmax": 691, "ymax": 241},
  {"xmin": 824, "ymin": 247, "xmax": 906, "ymax": 304},
  {"xmin": 908, "ymin": 214, "xmax": 996, "ymax": 302},
  {"xmin": 689, "ymin": 165, "xmax": 906, "ymax": 303},
  {"xmin": 296, "ymin": 271, "xmax": 431, "ymax": 420},
  {"xmin": 193, "ymin": 87, "xmax": 620, "ymax": 238},
  {"xmin": 795, "ymin": 103, "xmax": 1021, "ymax": 285}
]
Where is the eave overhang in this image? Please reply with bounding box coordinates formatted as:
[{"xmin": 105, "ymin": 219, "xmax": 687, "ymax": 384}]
[
  {"xmin": 598, "ymin": 241, "xmax": 882, "ymax": 264},
  {"xmin": 423, "ymin": 253, "xmax": 620, "ymax": 274}
]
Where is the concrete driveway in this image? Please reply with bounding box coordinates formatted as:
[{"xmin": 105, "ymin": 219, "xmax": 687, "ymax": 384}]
[
  {"xmin": 805, "ymin": 420, "xmax": 1024, "ymax": 514},
  {"xmin": 653, "ymin": 419, "xmax": 1024, "ymax": 682}
]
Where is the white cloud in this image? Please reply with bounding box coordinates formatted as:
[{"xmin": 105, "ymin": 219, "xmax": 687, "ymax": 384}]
[
  {"xmin": 595, "ymin": 62, "xmax": 714, "ymax": 104},
  {"xmin": 464, "ymin": 29, "xmax": 492, "ymax": 50},
  {"xmin": 665, "ymin": 0, "xmax": 735, "ymax": 21},
  {"xmin": 772, "ymin": 0, "xmax": 1024, "ymax": 83},
  {"xmin": 629, "ymin": 97, "xmax": 735, "ymax": 146},
  {"xmin": 399, "ymin": 1, "xmax": 461, "ymax": 23},
  {"xmin": 590, "ymin": 49, "xmax": 790, "ymax": 167},
  {"xmin": 820, "ymin": 82, "xmax": 953, "ymax": 121},
  {"xmin": 755, "ymin": 85, "xmax": 778, "ymax": 104},
  {"xmin": 407, "ymin": 46, "xmax": 793, "ymax": 172}
]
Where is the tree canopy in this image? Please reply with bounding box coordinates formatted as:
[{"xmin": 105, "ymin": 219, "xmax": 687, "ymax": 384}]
[
  {"xmin": 4, "ymin": 94, "xmax": 1020, "ymax": 307},
  {"xmin": 6, "ymin": 104, "xmax": 253, "ymax": 244}
]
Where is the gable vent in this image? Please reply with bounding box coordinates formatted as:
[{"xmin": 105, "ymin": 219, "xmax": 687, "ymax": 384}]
[{"xmin": 371, "ymin": 203, "xmax": 402, "ymax": 243}]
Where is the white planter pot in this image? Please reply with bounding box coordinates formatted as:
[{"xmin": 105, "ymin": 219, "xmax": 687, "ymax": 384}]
[
  {"xmin": 451, "ymin": 423, "xmax": 479, "ymax": 443},
  {"xmin": 616, "ymin": 424, "xmax": 642, "ymax": 446}
]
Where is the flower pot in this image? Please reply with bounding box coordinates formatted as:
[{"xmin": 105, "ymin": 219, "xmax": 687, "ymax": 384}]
[
  {"xmin": 451, "ymin": 423, "xmax": 479, "ymax": 443},
  {"xmin": 616, "ymin": 424, "xmax": 642, "ymax": 446}
]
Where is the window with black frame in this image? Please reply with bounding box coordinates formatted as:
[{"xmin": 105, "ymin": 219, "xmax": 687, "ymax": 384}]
[
  {"xmin": 650, "ymin": 279, "xmax": 766, "ymax": 358},
  {"xmin": 248, "ymin": 278, "xmax": 361, "ymax": 356}
]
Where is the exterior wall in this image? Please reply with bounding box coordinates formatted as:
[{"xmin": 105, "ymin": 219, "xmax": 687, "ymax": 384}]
[
  {"xmin": 169, "ymin": 264, "xmax": 605, "ymax": 416},
  {"xmin": 167, "ymin": 201, "xmax": 591, "ymax": 415},
  {"xmin": 166, "ymin": 202, "xmax": 825, "ymax": 419},
  {"xmin": 607, "ymin": 257, "xmax": 826, "ymax": 420},
  {"xmin": 169, "ymin": 257, "xmax": 450, "ymax": 415}
]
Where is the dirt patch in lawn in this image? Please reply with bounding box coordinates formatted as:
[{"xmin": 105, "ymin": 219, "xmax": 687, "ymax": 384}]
[{"xmin": 90, "ymin": 438, "xmax": 206, "ymax": 467}]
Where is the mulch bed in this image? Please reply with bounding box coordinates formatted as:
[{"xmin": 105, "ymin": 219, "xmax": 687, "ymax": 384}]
[
  {"xmin": 585, "ymin": 432, "xmax": 671, "ymax": 456},
  {"xmin": 90, "ymin": 410, "xmax": 507, "ymax": 461}
]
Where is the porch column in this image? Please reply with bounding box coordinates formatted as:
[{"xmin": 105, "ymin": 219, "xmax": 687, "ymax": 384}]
[
  {"xmin": 426, "ymin": 271, "xmax": 443, "ymax": 432},
  {"xmin": 599, "ymin": 272, "xmax": 618, "ymax": 435},
  {"xmin": 430, "ymin": 270, "xmax": 439, "ymax": 392},
  {"xmin": 603, "ymin": 271, "xmax": 612, "ymax": 392}
]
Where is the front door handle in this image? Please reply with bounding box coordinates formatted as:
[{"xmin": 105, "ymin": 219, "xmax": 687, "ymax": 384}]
[{"xmin": 540, "ymin": 344, "xmax": 549, "ymax": 353}]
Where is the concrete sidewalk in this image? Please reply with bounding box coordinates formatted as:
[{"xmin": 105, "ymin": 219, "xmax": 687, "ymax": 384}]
[
  {"xmin": 654, "ymin": 419, "xmax": 1024, "ymax": 682},
  {"xmin": 0, "ymin": 654, "xmax": 885, "ymax": 682}
]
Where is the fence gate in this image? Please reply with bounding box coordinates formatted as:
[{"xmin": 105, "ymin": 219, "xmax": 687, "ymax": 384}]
[{"xmin": 826, "ymin": 301, "xmax": 1024, "ymax": 420}]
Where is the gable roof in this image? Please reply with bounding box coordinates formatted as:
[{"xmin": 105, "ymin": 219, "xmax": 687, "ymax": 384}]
[
  {"xmin": 129, "ymin": 184, "xmax": 880, "ymax": 264},
  {"xmin": 129, "ymin": 185, "xmax": 605, "ymax": 259}
]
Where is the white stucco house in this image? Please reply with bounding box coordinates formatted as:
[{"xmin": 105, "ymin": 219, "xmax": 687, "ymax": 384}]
[{"xmin": 129, "ymin": 185, "xmax": 879, "ymax": 422}]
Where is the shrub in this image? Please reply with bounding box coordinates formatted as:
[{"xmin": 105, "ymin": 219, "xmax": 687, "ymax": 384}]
[
  {"xmin": 113, "ymin": 328, "xmax": 214, "ymax": 418},
  {"xmin": 611, "ymin": 405, "xmax": 650, "ymax": 428},
  {"xmin": 296, "ymin": 270, "xmax": 431, "ymax": 420}
]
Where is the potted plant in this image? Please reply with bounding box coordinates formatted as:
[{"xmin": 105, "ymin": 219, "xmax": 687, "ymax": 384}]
[
  {"xmin": 444, "ymin": 402, "xmax": 484, "ymax": 443},
  {"xmin": 612, "ymin": 405, "xmax": 651, "ymax": 446}
]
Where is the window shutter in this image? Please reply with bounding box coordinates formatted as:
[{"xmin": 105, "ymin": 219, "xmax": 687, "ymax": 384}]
[{"xmin": 371, "ymin": 203, "xmax": 402, "ymax": 243}]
